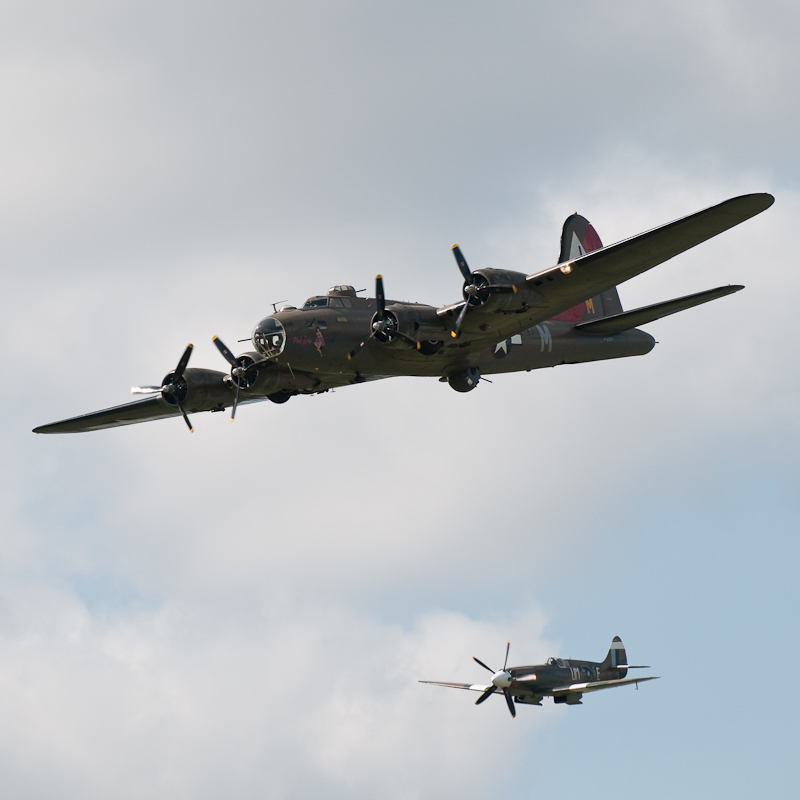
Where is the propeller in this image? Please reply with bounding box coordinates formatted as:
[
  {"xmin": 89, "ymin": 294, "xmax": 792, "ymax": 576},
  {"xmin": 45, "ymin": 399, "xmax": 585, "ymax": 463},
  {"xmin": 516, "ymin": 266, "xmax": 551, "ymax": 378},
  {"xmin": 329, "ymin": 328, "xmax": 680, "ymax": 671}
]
[
  {"xmin": 131, "ymin": 344, "xmax": 195, "ymax": 432},
  {"xmin": 471, "ymin": 641, "xmax": 516, "ymax": 718},
  {"xmin": 450, "ymin": 244, "xmax": 517, "ymax": 338},
  {"xmin": 347, "ymin": 274, "xmax": 419, "ymax": 360},
  {"xmin": 212, "ymin": 335, "xmax": 270, "ymax": 421}
]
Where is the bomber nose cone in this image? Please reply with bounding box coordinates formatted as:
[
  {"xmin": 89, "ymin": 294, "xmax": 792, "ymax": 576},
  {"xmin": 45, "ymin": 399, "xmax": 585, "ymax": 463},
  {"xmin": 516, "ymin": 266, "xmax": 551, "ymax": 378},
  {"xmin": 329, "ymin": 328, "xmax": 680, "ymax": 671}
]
[{"xmin": 492, "ymin": 670, "xmax": 512, "ymax": 689}]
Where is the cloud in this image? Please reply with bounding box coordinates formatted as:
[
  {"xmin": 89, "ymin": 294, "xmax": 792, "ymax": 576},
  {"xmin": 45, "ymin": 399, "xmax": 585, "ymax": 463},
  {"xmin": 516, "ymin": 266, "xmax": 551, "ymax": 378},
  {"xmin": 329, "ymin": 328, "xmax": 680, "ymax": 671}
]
[
  {"xmin": 0, "ymin": 584, "xmax": 555, "ymax": 799},
  {"xmin": 1, "ymin": 0, "xmax": 799, "ymax": 796}
]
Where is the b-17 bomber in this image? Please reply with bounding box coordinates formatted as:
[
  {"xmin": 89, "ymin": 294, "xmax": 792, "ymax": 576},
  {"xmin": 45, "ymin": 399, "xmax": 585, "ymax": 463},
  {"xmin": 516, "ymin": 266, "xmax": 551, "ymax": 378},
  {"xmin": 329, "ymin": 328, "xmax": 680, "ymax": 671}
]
[
  {"xmin": 421, "ymin": 637, "xmax": 657, "ymax": 718},
  {"xmin": 34, "ymin": 193, "xmax": 774, "ymax": 433}
]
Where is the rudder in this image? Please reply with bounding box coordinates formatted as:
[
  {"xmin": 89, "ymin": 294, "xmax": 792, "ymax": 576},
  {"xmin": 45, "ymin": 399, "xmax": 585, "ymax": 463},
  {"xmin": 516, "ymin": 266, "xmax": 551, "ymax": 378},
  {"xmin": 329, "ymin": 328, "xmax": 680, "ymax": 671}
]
[
  {"xmin": 552, "ymin": 213, "xmax": 623, "ymax": 323},
  {"xmin": 600, "ymin": 636, "xmax": 628, "ymax": 677}
]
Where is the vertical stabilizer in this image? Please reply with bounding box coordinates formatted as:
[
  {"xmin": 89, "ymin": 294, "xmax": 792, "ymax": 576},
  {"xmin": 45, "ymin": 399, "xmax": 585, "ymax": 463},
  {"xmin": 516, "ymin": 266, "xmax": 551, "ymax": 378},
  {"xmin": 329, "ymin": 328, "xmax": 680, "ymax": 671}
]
[
  {"xmin": 600, "ymin": 636, "xmax": 628, "ymax": 678},
  {"xmin": 552, "ymin": 214, "xmax": 623, "ymax": 323}
]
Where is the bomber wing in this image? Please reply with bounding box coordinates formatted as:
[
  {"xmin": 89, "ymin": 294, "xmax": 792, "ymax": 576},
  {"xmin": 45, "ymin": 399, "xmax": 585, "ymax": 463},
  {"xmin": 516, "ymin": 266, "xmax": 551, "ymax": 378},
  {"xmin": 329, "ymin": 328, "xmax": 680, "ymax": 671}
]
[
  {"xmin": 33, "ymin": 396, "xmax": 181, "ymax": 434},
  {"xmin": 524, "ymin": 193, "xmax": 771, "ymax": 320},
  {"xmin": 434, "ymin": 193, "xmax": 770, "ymax": 349}
]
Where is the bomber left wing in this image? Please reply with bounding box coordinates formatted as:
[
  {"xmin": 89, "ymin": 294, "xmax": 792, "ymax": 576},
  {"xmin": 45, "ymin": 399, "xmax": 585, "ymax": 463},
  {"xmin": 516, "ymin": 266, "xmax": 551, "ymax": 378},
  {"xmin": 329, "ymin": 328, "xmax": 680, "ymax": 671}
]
[{"xmin": 33, "ymin": 396, "xmax": 182, "ymax": 434}]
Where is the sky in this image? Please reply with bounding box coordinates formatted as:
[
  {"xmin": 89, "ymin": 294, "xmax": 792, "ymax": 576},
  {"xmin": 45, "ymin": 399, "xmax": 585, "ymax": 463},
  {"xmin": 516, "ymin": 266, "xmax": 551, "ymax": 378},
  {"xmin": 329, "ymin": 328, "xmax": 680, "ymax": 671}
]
[{"xmin": 1, "ymin": 1, "xmax": 799, "ymax": 797}]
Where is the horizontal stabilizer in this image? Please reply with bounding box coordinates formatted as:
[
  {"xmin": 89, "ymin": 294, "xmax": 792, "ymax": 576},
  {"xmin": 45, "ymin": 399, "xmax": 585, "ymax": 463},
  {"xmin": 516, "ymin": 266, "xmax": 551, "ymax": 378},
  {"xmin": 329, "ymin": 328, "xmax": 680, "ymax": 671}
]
[{"xmin": 575, "ymin": 285, "xmax": 743, "ymax": 335}]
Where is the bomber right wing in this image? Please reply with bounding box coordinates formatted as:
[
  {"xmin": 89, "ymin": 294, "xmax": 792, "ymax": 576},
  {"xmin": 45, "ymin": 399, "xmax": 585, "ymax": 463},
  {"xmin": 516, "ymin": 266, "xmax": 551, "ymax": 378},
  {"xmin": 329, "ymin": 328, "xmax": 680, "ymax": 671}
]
[
  {"xmin": 523, "ymin": 193, "xmax": 772, "ymax": 321},
  {"xmin": 433, "ymin": 193, "xmax": 771, "ymax": 350}
]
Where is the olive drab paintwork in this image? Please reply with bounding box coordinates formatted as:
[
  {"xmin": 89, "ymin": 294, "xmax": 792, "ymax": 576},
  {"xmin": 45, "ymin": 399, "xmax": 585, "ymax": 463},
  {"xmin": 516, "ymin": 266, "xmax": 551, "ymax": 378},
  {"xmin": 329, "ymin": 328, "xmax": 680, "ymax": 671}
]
[
  {"xmin": 420, "ymin": 637, "xmax": 659, "ymax": 717},
  {"xmin": 33, "ymin": 193, "xmax": 773, "ymax": 434}
]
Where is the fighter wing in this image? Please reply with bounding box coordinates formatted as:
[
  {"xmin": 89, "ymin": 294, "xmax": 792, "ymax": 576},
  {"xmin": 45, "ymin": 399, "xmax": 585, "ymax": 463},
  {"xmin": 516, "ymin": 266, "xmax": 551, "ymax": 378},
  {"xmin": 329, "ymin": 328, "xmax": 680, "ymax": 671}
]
[
  {"xmin": 551, "ymin": 676, "xmax": 659, "ymax": 694},
  {"xmin": 525, "ymin": 193, "xmax": 772, "ymax": 317},
  {"xmin": 418, "ymin": 681, "xmax": 492, "ymax": 692},
  {"xmin": 33, "ymin": 396, "xmax": 182, "ymax": 434}
]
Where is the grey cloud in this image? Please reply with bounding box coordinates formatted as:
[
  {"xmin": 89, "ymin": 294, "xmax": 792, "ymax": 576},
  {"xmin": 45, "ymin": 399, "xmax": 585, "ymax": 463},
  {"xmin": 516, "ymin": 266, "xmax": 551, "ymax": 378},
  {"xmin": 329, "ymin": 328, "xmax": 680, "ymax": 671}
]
[{"xmin": 1, "ymin": 0, "xmax": 799, "ymax": 796}]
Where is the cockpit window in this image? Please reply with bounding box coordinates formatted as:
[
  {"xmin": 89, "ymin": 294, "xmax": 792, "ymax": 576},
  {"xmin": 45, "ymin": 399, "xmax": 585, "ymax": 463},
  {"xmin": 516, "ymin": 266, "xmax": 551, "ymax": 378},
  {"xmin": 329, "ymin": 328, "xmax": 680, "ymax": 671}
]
[
  {"xmin": 303, "ymin": 297, "xmax": 328, "ymax": 309},
  {"xmin": 252, "ymin": 316, "xmax": 286, "ymax": 358},
  {"xmin": 328, "ymin": 297, "xmax": 344, "ymax": 308}
]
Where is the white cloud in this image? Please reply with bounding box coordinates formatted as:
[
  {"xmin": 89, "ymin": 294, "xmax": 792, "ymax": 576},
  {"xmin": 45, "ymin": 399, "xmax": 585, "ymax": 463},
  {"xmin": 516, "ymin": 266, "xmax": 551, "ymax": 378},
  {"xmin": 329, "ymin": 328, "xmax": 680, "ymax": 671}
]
[{"xmin": 0, "ymin": 585, "xmax": 555, "ymax": 799}]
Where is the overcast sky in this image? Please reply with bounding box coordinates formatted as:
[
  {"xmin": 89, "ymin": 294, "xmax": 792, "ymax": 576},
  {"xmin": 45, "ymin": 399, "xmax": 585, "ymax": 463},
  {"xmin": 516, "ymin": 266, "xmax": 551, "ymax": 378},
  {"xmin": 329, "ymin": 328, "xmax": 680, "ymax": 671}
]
[{"xmin": 2, "ymin": 1, "xmax": 799, "ymax": 798}]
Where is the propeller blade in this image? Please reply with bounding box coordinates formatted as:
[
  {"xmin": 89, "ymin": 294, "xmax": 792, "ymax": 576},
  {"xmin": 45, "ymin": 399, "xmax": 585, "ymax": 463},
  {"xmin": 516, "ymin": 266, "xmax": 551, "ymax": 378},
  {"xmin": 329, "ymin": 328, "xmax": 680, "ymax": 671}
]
[
  {"xmin": 231, "ymin": 378, "xmax": 241, "ymax": 421},
  {"xmin": 212, "ymin": 336, "xmax": 238, "ymax": 367},
  {"xmin": 451, "ymin": 244, "xmax": 471, "ymax": 280},
  {"xmin": 375, "ymin": 274, "xmax": 385, "ymax": 315},
  {"xmin": 347, "ymin": 331, "xmax": 376, "ymax": 360},
  {"xmin": 174, "ymin": 394, "xmax": 193, "ymax": 433},
  {"xmin": 503, "ymin": 641, "xmax": 511, "ymax": 671},
  {"xmin": 388, "ymin": 329, "xmax": 419, "ymax": 348},
  {"xmin": 503, "ymin": 689, "xmax": 516, "ymax": 718},
  {"xmin": 452, "ymin": 300, "xmax": 470, "ymax": 338},
  {"xmin": 131, "ymin": 386, "xmax": 162, "ymax": 394},
  {"xmin": 173, "ymin": 344, "xmax": 194, "ymax": 382},
  {"xmin": 475, "ymin": 686, "xmax": 497, "ymax": 706},
  {"xmin": 472, "ymin": 656, "xmax": 494, "ymax": 674}
]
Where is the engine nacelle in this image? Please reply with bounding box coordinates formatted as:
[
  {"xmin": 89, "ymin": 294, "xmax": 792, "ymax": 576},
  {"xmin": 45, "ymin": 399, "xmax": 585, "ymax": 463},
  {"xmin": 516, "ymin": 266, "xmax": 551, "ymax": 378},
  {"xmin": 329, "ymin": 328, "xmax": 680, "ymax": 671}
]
[
  {"xmin": 465, "ymin": 269, "xmax": 544, "ymax": 314},
  {"xmin": 378, "ymin": 304, "xmax": 449, "ymax": 348},
  {"xmin": 159, "ymin": 367, "xmax": 233, "ymax": 411},
  {"xmin": 235, "ymin": 355, "xmax": 319, "ymax": 396}
]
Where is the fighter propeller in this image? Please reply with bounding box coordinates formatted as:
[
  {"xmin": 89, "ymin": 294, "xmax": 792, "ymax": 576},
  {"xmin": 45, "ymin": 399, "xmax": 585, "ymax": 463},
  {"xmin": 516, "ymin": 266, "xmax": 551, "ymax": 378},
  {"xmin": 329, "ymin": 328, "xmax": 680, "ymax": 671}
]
[
  {"xmin": 131, "ymin": 344, "xmax": 195, "ymax": 432},
  {"xmin": 472, "ymin": 641, "xmax": 516, "ymax": 718},
  {"xmin": 347, "ymin": 274, "xmax": 419, "ymax": 359}
]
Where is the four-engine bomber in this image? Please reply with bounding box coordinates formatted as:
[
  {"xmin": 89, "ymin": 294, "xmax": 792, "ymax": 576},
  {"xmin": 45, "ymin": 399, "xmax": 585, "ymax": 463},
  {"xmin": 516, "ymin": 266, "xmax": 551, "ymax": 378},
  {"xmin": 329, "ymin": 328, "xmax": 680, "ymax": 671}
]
[{"xmin": 34, "ymin": 192, "xmax": 773, "ymax": 433}]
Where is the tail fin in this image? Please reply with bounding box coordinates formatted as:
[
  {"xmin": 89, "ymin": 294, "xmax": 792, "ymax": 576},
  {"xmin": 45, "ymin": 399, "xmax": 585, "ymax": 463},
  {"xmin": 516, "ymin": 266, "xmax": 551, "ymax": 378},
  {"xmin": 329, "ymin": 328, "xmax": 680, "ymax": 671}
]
[
  {"xmin": 552, "ymin": 213, "xmax": 623, "ymax": 323},
  {"xmin": 600, "ymin": 636, "xmax": 628, "ymax": 677}
]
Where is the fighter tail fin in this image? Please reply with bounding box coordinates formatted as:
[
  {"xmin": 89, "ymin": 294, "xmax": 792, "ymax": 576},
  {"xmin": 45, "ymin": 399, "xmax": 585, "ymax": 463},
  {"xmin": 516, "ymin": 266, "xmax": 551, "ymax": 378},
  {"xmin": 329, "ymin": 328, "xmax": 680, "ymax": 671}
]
[
  {"xmin": 552, "ymin": 213, "xmax": 623, "ymax": 323},
  {"xmin": 600, "ymin": 636, "xmax": 628, "ymax": 677}
]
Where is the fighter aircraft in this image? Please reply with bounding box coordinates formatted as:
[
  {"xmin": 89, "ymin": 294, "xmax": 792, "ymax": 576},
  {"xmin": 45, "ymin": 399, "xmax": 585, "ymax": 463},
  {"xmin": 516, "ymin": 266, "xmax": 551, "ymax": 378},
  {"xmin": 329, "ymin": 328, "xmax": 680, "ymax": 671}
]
[
  {"xmin": 33, "ymin": 193, "xmax": 773, "ymax": 433},
  {"xmin": 420, "ymin": 637, "xmax": 658, "ymax": 718}
]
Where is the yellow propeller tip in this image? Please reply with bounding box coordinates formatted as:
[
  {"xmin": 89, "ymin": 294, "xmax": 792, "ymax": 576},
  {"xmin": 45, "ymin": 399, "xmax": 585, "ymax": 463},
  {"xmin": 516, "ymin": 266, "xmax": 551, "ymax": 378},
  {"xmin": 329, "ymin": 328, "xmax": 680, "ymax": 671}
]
[
  {"xmin": 376, "ymin": 273, "xmax": 382, "ymax": 279},
  {"xmin": 451, "ymin": 243, "xmax": 458, "ymax": 249},
  {"xmin": 512, "ymin": 285, "xmax": 518, "ymax": 293},
  {"xmin": 188, "ymin": 344, "xmax": 194, "ymax": 349},
  {"xmin": 450, "ymin": 331, "xmax": 457, "ymax": 338},
  {"xmin": 212, "ymin": 335, "xmax": 217, "ymax": 341}
]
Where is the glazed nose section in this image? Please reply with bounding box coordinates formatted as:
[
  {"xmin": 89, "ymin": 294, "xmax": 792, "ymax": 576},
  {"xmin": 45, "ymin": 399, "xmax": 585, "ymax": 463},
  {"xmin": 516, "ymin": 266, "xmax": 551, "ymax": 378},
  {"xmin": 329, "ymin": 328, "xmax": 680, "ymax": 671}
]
[
  {"xmin": 492, "ymin": 670, "xmax": 512, "ymax": 689},
  {"xmin": 252, "ymin": 316, "xmax": 286, "ymax": 358}
]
